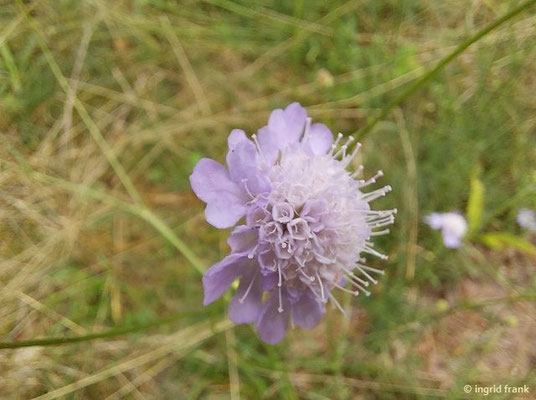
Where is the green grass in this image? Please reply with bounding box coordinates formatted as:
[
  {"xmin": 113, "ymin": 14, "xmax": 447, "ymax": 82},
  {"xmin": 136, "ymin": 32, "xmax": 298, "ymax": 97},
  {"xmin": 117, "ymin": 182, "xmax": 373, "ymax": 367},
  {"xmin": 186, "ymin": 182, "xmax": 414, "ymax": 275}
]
[{"xmin": 1, "ymin": 0, "xmax": 536, "ymax": 398}]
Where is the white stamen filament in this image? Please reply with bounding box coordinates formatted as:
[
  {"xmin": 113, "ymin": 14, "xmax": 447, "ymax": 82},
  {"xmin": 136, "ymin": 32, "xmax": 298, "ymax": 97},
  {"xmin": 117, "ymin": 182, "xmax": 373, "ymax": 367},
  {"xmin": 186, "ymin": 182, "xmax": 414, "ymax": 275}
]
[
  {"xmin": 350, "ymin": 165, "xmax": 364, "ymax": 178},
  {"xmin": 329, "ymin": 133, "xmax": 344, "ymax": 155},
  {"xmin": 241, "ymin": 178, "xmax": 255, "ymax": 201},
  {"xmin": 360, "ymin": 170, "xmax": 384, "ymax": 188},
  {"xmin": 370, "ymin": 228, "xmax": 390, "ymax": 236},
  {"xmin": 328, "ymin": 292, "xmax": 348, "ymax": 318},
  {"xmin": 334, "ymin": 282, "xmax": 359, "ymax": 296},
  {"xmin": 355, "ymin": 265, "xmax": 378, "ymax": 285},
  {"xmin": 239, "ymin": 273, "xmax": 258, "ymax": 303},
  {"xmin": 278, "ymin": 286, "xmax": 284, "ymax": 313},
  {"xmin": 361, "ymin": 185, "xmax": 392, "ymax": 202},
  {"xmin": 251, "ymin": 133, "xmax": 266, "ymax": 164},
  {"xmin": 247, "ymin": 244, "xmax": 258, "ymax": 259},
  {"xmin": 343, "ymin": 142, "xmax": 362, "ymax": 167},
  {"xmin": 303, "ymin": 117, "xmax": 312, "ymax": 141},
  {"xmin": 333, "ymin": 136, "xmax": 354, "ymax": 159},
  {"xmin": 340, "ymin": 265, "xmax": 369, "ymax": 286},
  {"xmin": 367, "ymin": 216, "xmax": 395, "ymax": 228},
  {"xmin": 345, "ymin": 276, "xmax": 371, "ymax": 295},
  {"xmin": 358, "ymin": 264, "xmax": 385, "ymax": 275},
  {"xmin": 364, "ymin": 245, "xmax": 388, "ymax": 260},
  {"xmin": 316, "ymin": 271, "xmax": 326, "ymax": 302},
  {"xmin": 299, "ymin": 267, "xmax": 315, "ymax": 281}
]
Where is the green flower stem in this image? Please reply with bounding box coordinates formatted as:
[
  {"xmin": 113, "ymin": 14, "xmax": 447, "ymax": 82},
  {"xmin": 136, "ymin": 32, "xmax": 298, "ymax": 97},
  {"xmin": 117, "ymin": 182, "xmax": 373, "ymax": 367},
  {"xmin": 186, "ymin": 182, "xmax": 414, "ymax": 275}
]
[
  {"xmin": 1, "ymin": 294, "xmax": 533, "ymax": 350},
  {"xmin": 354, "ymin": 0, "xmax": 536, "ymax": 139},
  {"xmin": 0, "ymin": 311, "xmax": 198, "ymax": 350}
]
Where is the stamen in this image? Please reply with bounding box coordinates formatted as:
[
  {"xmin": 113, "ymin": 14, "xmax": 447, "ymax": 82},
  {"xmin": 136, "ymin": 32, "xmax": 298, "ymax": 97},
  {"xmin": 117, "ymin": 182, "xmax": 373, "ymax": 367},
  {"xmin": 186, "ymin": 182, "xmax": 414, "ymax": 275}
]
[
  {"xmin": 334, "ymin": 282, "xmax": 359, "ymax": 296},
  {"xmin": 278, "ymin": 286, "xmax": 284, "ymax": 313},
  {"xmin": 278, "ymin": 264, "xmax": 283, "ymax": 287},
  {"xmin": 247, "ymin": 244, "xmax": 258, "ymax": 259},
  {"xmin": 370, "ymin": 228, "xmax": 390, "ymax": 236},
  {"xmin": 343, "ymin": 142, "xmax": 362, "ymax": 168},
  {"xmin": 239, "ymin": 273, "xmax": 258, "ymax": 303},
  {"xmin": 358, "ymin": 264, "xmax": 385, "ymax": 275},
  {"xmin": 340, "ymin": 265, "xmax": 369, "ymax": 286},
  {"xmin": 251, "ymin": 134, "xmax": 267, "ymax": 165},
  {"xmin": 357, "ymin": 264, "xmax": 383, "ymax": 285},
  {"xmin": 333, "ymin": 136, "xmax": 354, "ymax": 159},
  {"xmin": 364, "ymin": 208, "xmax": 397, "ymax": 217},
  {"xmin": 345, "ymin": 275, "xmax": 371, "ymax": 295},
  {"xmin": 360, "ymin": 170, "xmax": 384, "ymax": 188},
  {"xmin": 316, "ymin": 271, "xmax": 326, "ymax": 302},
  {"xmin": 328, "ymin": 292, "xmax": 348, "ymax": 318},
  {"xmin": 364, "ymin": 245, "xmax": 389, "ymax": 260},
  {"xmin": 329, "ymin": 133, "xmax": 344, "ymax": 155},
  {"xmin": 350, "ymin": 165, "xmax": 364, "ymax": 178},
  {"xmin": 307, "ymin": 284, "xmax": 325, "ymax": 304},
  {"xmin": 367, "ymin": 216, "xmax": 395, "ymax": 229},
  {"xmin": 299, "ymin": 267, "xmax": 315, "ymax": 282},
  {"xmin": 361, "ymin": 185, "xmax": 392, "ymax": 202},
  {"xmin": 366, "ymin": 213, "xmax": 393, "ymax": 222},
  {"xmin": 302, "ymin": 117, "xmax": 312, "ymax": 141},
  {"xmin": 241, "ymin": 178, "xmax": 256, "ymax": 201}
]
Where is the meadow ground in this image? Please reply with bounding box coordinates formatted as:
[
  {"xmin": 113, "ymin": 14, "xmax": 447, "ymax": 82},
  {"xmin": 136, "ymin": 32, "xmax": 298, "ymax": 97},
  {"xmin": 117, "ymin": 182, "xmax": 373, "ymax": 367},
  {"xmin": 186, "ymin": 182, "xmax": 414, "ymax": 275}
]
[{"xmin": 1, "ymin": 0, "xmax": 536, "ymax": 398}]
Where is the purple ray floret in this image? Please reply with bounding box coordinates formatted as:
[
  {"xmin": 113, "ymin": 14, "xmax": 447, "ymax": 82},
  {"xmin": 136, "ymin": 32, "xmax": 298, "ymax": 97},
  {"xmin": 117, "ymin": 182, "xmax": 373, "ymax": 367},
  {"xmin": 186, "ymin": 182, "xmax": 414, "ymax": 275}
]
[{"xmin": 190, "ymin": 102, "xmax": 395, "ymax": 344}]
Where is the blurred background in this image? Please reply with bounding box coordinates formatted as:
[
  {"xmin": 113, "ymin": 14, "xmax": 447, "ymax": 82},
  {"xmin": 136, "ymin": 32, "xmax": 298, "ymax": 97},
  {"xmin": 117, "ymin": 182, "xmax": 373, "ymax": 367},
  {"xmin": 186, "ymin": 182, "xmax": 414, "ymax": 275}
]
[{"xmin": 1, "ymin": 0, "xmax": 536, "ymax": 398}]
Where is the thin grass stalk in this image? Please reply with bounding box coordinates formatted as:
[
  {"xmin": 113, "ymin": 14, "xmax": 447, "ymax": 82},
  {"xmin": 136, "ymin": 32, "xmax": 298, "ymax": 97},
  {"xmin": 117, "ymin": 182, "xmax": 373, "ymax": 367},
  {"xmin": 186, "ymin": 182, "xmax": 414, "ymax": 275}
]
[{"xmin": 354, "ymin": 0, "xmax": 536, "ymax": 139}]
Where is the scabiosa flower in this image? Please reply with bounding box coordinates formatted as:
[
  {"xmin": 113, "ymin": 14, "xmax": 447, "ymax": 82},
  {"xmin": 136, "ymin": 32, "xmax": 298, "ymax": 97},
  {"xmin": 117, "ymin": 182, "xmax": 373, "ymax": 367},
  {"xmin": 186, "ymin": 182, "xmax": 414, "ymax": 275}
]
[
  {"xmin": 190, "ymin": 103, "xmax": 396, "ymax": 344},
  {"xmin": 517, "ymin": 208, "xmax": 536, "ymax": 232},
  {"xmin": 424, "ymin": 212, "xmax": 467, "ymax": 248}
]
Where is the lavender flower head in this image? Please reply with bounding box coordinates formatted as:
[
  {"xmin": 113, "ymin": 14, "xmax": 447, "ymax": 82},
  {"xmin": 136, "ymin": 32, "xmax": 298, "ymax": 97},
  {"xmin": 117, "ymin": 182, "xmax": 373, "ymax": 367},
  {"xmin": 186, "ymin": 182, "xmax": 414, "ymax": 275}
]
[
  {"xmin": 424, "ymin": 212, "xmax": 467, "ymax": 248},
  {"xmin": 517, "ymin": 208, "xmax": 536, "ymax": 232},
  {"xmin": 190, "ymin": 103, "xmax": 396, "ymax": 344}
]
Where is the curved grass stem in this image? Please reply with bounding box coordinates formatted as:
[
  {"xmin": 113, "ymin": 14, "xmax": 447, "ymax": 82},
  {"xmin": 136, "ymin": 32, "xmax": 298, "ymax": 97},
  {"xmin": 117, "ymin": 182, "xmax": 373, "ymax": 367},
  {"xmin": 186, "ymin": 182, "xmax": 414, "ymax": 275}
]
[
  {"xmin": 1, "ymin": 294, "xmax": 533, "ymax": 349},
  {"xmin": 354, "ymin": 0, "xmax": 536, "ymax": 139},
  {"xmin": 0, "ymin": 312, "xmax": 197, "ymax": 350}
]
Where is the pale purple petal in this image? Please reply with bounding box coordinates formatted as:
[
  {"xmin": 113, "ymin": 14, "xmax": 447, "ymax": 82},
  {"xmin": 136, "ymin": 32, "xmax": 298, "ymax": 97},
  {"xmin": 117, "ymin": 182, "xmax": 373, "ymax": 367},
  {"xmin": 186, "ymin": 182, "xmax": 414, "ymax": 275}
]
[
  {"xmin": 226, "ymin": 138, "xmax": 271, "ymax": 194},
  {"xmin": 275, "ymin": 102, "xmax": 307, "ymax": 144},
  {"xmin": 424, "ymin": 213, "xmax": 444, "ymax": 230},
  {"xmin": 517, "ymin": 208, "xmax": 536, "ymax": 231},
  {"xmin": 203, "ymin": 254, "xmax": 252, "ymax": 305},
  {"xmin": 228, "ymin": 225, "xmax": 258, "ymax": 254},
  {"xmin": 261, "ymin": 271, "xmax": 278, "ymax": 291},
  {"xmin": 255, "ymin": 291, "xmax": 290, "ymax": 344},
  {"xmin": 229, "ymin": 269, "xmax": 263, "ymax": 324},
  {"xmin": 228, "ymin": 129, "xmax": 248, "ymax": 149},
  {"xmin": 305, "ymin": 123, "xmax": 333, "ymax": 155},
  {"xmin": 257, "ymin": 125, "xmax": 279, "ymax": 165},
  {"xmin": 442, "ymin": 232, "xmax": 463, "ymax": 248},
  {"xmin": 247, "ymin": 206, "xmax": 270, "ymax": 226},
  {"xmin": 257, "ymin": 102, "xmax": 307, "ymax": 164},
  {"xmin": 292, "ymin": 291, "xmax": 325, "ymax": 329},
  {"xmin": 425, "ymin": 212, "xmax": 467, "ymax": 248},
  {"xmin": 272, "ymin": 202, "xmax": 294, "ymax": 223},
  {"xmin": 190, "ymin": 158, "xmax": 241, "ymax": 203},
  {"xmin": 190, "ymin": 158, "xmax": 248, "ymax": 228},
  {"xmin": 226, "ymin": 138, "xmax": 257, "ymax": 183},
  {"xmin": 258, "ymin": 246, "xmax": 277, "ymax": 271},
  {"xmin": 205, "ymin": 200, "xmax": 247, "ymax": 229}
]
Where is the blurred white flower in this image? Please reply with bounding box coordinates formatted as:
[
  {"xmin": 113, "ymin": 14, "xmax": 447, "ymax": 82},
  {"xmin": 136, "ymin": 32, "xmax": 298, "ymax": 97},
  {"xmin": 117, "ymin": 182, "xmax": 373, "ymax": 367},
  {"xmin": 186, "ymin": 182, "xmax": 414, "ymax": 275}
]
[
  {"xmin": 517, "ymin": 208, "xmax": 536, "ymax": 232},
  {"xmin": 425, "ymin": 212, "xmax": 467, "ymax": 248}
]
